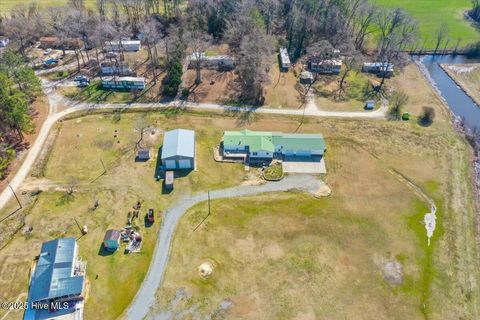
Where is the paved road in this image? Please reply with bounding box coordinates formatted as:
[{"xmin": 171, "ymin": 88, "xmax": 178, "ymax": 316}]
[{"xmin": 124, "ymin": 175, "xmax": 322, "ymax": 320}]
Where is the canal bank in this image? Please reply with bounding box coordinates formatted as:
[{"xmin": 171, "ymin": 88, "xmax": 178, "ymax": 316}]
[
  {"xmin": 439, "ymin": 63, "xmax": 480, "ymax": 108},
  {"xmin": 414, "ymin": 54, "xmax": 480, "ymax": 214}
]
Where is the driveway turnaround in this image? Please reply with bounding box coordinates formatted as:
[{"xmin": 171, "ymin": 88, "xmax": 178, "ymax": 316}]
[{"xmin": 124, "ymin": 175, "xmax": 322, "ymax": 320}]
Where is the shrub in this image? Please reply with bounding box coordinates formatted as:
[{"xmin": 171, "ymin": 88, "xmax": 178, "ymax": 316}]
[
  {"xmin": 419, "ymin": 106, "xmax": 436, "ymax": 126},
  {"xmin": 263, "ymin": 163, "xmax": 284, "ymax": 181},
  {"xmin": 163, "ymin": 59, "xmax": 183, "ymax": 97},
  {"xmin": 388, "ymin": 90, "xmax": 409, "ymax": 120},
  {"xmin": 181, "ymin": 87, "xmax": 190, "ymax": 98},
  {"xmin": 0, "ymin": 144, "xmax": 15, "ymax": 179}
]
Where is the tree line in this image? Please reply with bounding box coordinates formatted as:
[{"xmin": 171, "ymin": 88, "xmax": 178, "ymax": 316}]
[
  {"xmin": 0, "ymin": 51, "xmax": 41, "ymax": 179},
  {"xmin": 0, "ymin": 0, "xmax": 423, "ymax": 103}
]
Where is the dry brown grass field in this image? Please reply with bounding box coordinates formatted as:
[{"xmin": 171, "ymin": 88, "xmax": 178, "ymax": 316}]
[
  {"xmin": 0, "ymin": 62, "xmax": 478, "ymax": 320},
  {"xmin": 264, "ymin": 59, "xmax": 304, "ymax": 109},
  {"xmin": 151, "ymin": 109, "xmax": 479, "ymax": 319},
  {"xmin": 442, "ymin": 63, "xmax": 480, "ymax": 106}
]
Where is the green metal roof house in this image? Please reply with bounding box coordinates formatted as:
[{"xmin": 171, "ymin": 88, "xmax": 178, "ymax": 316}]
[{"xmin": 222, "ymin": 129, "xmax": 326, "ymax": 159}]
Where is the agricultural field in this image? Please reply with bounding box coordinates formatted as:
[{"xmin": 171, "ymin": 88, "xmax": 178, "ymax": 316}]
[
  {"xmin": 374, "ymin": 0, "xmax": 480, "ymax": 49},
  {"xmin": 0, "ymin": 0, "xmax": 97, "ymax": 13},
  {"xmin": 441, "ymin": 63, "xmax": 480, "ymax": 106}
]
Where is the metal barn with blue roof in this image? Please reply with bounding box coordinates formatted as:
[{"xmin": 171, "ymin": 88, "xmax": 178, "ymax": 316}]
[
  {"xmin": 161, "ymin": 129, "xmax": 195, "ymax": 170},
  {"xmin": 24, "ymin": 237, "xmax": 85, "ymax": 320}
]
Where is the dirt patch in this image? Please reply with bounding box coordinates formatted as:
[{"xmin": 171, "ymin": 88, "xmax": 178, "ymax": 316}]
[
  {"xmin": 314, "ymin": 183, "xmax": 331, "ymax": 198},
  {"xmin": 232, "ymin": 235, "xmax": 257, "ymax": 260},
  {"xmin": 382, "ymin": 259, "xmax": 403, "ymax": 286},
  {"xmin": 293, "ymin": 309, "xmax": 316, "ymax": 320},
  {"xmin": 242, "ymin": 170, "xmax": 265, "ymax": 186},
  {"xmin": 375, "ymin": 254, "xmax": 403, "ymax": 286},
  {"xmin": 184, "ymin": 69, "xmax": 237, "ymax": 104},
  {"xmin": 263, "ymin": 242, "xmax": 284, "ymax": 260}
]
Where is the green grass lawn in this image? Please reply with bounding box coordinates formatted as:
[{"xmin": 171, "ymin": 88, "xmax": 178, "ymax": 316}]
[
  {"xmin": 374, "ymin": 0, "xmax": 480, "ymax": 49},
  {"xmin": 61, "ymin": 81, "xmax": 135, "ymax": 105},
  {"xmin": 0, "ymin": 0, "xmax": 97, "ymax": 13}
]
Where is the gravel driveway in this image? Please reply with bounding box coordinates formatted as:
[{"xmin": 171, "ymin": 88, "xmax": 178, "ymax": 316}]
[{"xmin": 125, "ymin": 174, "xmax": 322, "ymax": 320}]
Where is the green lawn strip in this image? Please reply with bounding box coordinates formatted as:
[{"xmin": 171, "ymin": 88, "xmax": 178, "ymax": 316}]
[
  {"xmin": 64, "ymin": 81, "xmax": 133, "ymax": 104},
  {"xmin": 373, "ymin": 0, "xmax": 479, "ymax": 49}
]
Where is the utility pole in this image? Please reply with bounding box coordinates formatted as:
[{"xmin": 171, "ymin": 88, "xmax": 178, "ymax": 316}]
[
  {"xmin": 193, "ymin": 190, "xmax": 212, "ymax": 232},
  {"xmin": 208, "ymin": 190, "xmax": 211, "ymax": 216}
]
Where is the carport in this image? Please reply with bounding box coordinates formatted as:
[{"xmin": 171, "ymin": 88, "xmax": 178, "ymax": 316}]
[{"xmin": 282, "ymin": 156, "xmax": 326, "ymax": 174}]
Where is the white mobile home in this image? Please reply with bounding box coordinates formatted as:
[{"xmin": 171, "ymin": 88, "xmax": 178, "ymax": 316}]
[
  {"xmin": 102, "ymin": 77, "xmax": 145, "ymax": 90},
  {"xmin": 187, "ymin": 52, "xmax": 235, "ymax": 70},
  {"xmin": 100, "ymin": 62, "xmax": 132, "ymax": 76},
  {"xmin": 279, "ymin": 48, "xmax": 291, "ymax": 71},
  {"xmin": 105, "ymin": 40, "xmax": 141, "ymax": 52},
  {"xmin": 362, "ymin": 62, "xmax": 394, "ymax": 77},
  {"xmin": 309, "ymin": 59, "xmax": 342, "ymax": 74}
]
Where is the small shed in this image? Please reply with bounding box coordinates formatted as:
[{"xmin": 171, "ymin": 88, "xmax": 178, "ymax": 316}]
[
  {"xmin": 165, "ymin": 171, "xmax": 174, "ymax": 190},
  {"xmin": 0, "ymin": 37, "xmax": 10, "ymax": 48},
  {"xmin": 161, "ymin": 129, "xmax": 195, "ymax": 170},
  {"xmin": 137, "ymin": 148, "xmax": 150, "ymax": 161},
  {"xmin": 103, "ymin": 229, "xmax": 120, "ymax": 252},
  {"xmin": 364, "ymin": 100, "xmax": 375, "ymax": 110},
  {"xmin": 300, "ymin": 71, "xmax": 314, "ymax": 84}
]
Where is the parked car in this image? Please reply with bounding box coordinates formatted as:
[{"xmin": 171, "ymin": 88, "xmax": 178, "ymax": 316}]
[
  {"xmin": 105, "ymin": 51, "xmax": 118, "ymax": 59},
  {"xmin": 74, "ymin": 75, "xmax": 89, "ymax": 82},
  {"xmin": 78, "ymin": 81, "xmax": 89, "ymax": 87},
  {"xmin": 43, "ymin": 58, "xmax": 59, "ymax": 68},
  {"xmin": 43, "ymin": 48, "xmax": 52, "ymax": 55},
  {"xmin": 147, "ymin": 209, "xmax": 154, "ymax": 223}
]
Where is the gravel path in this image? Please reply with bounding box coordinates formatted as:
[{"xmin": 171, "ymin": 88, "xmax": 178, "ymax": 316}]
[
  {"xmin": 125, "ymin": 175, "xmax": 322, "ymax": 320},
  {"xmin": 72, "ymin": 98, "xmax": 387, "ymax": 119},
  {"xmin": 0, "ymin": 78, "xmax": 386, "ymax": 213}
]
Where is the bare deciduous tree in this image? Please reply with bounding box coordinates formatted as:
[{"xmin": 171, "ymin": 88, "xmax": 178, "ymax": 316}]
[
  {"xmin": 434, "ymin": 23, "xmax": 449, "ymax": 55},
  {"xmin": 235, "ymin": 25, "xmax": 273, "ymax": 104}
]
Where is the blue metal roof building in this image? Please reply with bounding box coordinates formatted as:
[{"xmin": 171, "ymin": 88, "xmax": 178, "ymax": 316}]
[
  {"xmin": 24, "ymin": 238, "xmax": 85, "ymax": 320},
  {"xmin": 161, "ymin": 129, "xmax": 195, "ymax": 170}
]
